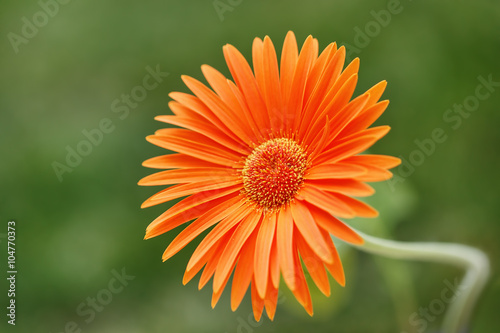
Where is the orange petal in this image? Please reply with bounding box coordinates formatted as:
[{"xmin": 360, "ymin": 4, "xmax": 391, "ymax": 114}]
[
  {"xmin": 289, "ymin": 35, "xmax": 316, "ymax": 131},
  {"xmin": 305, "ymin": 179, "xmax": 375, "ymax": 197},
  {"xmin": 145, "ymin": 189, "xmax": 240, "ymax": 239},
  {"xmin": 303, "ymin": 42, "xmax": 336, "ymax": 107},
  {"xmin": 364, "ymin": 80, "xmax": 387, "ymax": 107},
  {"xmin": 296, "ymin": 232, "xmax": 331, "ymax": 296},
  {"xmin": 223, "ymin": 44, "xmax": 269, "ymax": 133},
  {"xmin": 320, "ymin": 93, "xmax": 370, "ymax": 146},
  {"xmin": 290, "ymin": 235, "xmax": 313, "ymax": 315},
  {"xmin": 213, "ymin": 212, "xmax": 261, "ymax": 294},
  {"xmin": 155, "ymin": 114, "xmax": 250, "ymax": 155},
  {"xmin": 306, "ymin": 203, "xmax": 364, "ymax": 245},
  {"xmin": 305, "ymin": 163, "xmax": 366, "ymax": 180},
  {"xmin": 169, "ymin": 92, "xmax": 242, "ymax": 144},
  {"xmin": 268, "ymin": 229, "xmax": 280, "ymax": 289},
  {"xmin": 262, "ymin": 36, "xmax": 283, "ymax": 130},
  {"xmin": 146, "ymin": 132, "xmax": 239, "ymax": 167},
  {"xmin": 181, "ymin": 75, "xmax": 253, "ymax": 145},
  {"xmin": 320, "ymin": 228, "xmax": 346, "ymax": 286},
  {"xmin": 142, "ymin": 153, "xmax": 220, "ymax": 170},
  {"xmin": 143, "ymin": 179, "xmax": 242, "ymax": 207},
  {"xmin": 290, "ymin": 201, "xmax": 334, "ymax": 264},
  {"xmin": 298, "ymin": 46, "xmax": 344, "ymax": 139},
  {"xmin": 226, "ymin": 79, "xmax": 262, "ymax": 142},
  {"xmin": 303, "ymin": 73, "xmax": 358, "ymax": 146},
  {"xmin": 328, "ymin": 57, "xmax": 360, "ymax": 96},
  {"xmin": 277, "ymin": 205, "xmax": 296, "ymax": 290},
  {"xmin": 182, "ymin": 234, "xmax": 226, "ymax": 285},
  {"xmin": 280, "ymin": 31, "xmax": 299, "ymax": 109},
  {"xmin": 352, "ymin": 164, "xmax": 393, "ymax": 182},
  {"xmin": 330, "ymin": 193, "xmax": 379, "ymax": 218},
  {"xmin": 342, "ymin": 154, "xmax": 402, "ymax": 170},
  {"xmin": 327, "ymin": 125, "xmax": 391, "ymax": 151},
  {"xmin": 308, "ymin": 115, "xmax": 330, "ymax": 160},
  {"xmin": 264, "ymin": 276, "xmax": 279, "ymax": 320},
  {"xmin": 231, "ymin": 228, "xmax": 259, "ymax": 311},
  {"xmin": 138, "ymin": 167, "xmax": 238, "ymax": 187},
  {"xmin": 211, "ymin": 216, "xmax": 259, "ymax": 308},
  {"xmin": 314, "ymin": 133, "xmax": 387, "ymax": 166},
  {"xmin": 252, "ymin": 37, "xmax": 265, "ymax": 96},
  {"xmin": 200, "ymin": 230, "xmax": 234, "ymax": 290},
  {"xmin": 201, "ymin": 65, "xmax": 259, "ymax": 142},
  {"xmin": 162, "ymin": 195, "xmax": 245, "ymax": 261},
  {"xmin": 254, "ymin": 212, "xmax": 277, "ymax": 298},
  {"xmin": 339, "ymin": 100, "xmax": 389, "ymax": 137},
  {"xmin": 187, "ymin": 204, "xmax": 251, "ymax": 271},
  {"xmin": 299, "ymin": 186, "xmax": 355, "ymax": 219},
  {"xmin": 251, "ymin": 279, "xmax": 266, "ymax": 321},
  {"xmin": 304, "ymin": 74, "xmax": 358, "ymax": 144}
]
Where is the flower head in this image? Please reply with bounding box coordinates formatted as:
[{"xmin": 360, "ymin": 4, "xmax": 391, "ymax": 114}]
[{"xmin": 139, "ymin": 31, "xmax": 400, "ymax": 320}]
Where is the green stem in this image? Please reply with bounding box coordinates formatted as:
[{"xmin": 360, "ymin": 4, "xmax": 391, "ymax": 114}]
[{"xmin": 343, "ymin": 230, "xmax": 490, "ymax": 333}]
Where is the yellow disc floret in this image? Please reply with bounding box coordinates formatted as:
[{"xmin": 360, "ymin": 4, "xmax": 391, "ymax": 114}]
[{"xmin": 242, "ymin": 138, "xmax": 308, "ymax": 210}]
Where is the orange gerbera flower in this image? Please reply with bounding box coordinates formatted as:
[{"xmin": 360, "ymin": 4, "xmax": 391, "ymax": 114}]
[{"xmin": 139, "ymin": 31, "xmax": 400, "ymax": 321}]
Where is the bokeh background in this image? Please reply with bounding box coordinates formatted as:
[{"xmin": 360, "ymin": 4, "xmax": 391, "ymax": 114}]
[{"xmin": 1, "ymin": 0, "xmax": 499, "ymax": 332}]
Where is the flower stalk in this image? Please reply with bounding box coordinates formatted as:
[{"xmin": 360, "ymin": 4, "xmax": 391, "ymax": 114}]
[{"xmin": 344, "ymin": 229, "xmax": 490, "ymax": 333}]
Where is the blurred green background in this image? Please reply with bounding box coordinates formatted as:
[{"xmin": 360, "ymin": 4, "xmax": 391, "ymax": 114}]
[{"xmin": 1, "ymin": 0, "xmax": 499, "ymax": 332}]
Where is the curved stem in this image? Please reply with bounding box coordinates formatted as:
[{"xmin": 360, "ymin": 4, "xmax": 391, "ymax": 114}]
[{"xmin": 342, "ymin": 229, "xmax": 490, "ymax": 333}]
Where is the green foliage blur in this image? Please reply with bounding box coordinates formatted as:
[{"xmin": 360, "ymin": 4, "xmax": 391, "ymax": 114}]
[{"xmin": 1, "ymin": 0, "xmax": 499, "ymax": 332}]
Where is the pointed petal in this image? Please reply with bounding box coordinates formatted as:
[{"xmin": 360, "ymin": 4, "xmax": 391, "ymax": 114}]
[
  {"xmin": 200, "ymin": 231, "xmax": 234, "ymax": 290},
  {"xmin": 231, "ymin": 228, "xmax": 259, "ymax": 311},
  {"xmin": 251, "ymin": 280, "xmax": 265, "ymax": 321},
  {"xmin": 303, "ymin": 73, "xmax": 359, "ymax": 146},
  {"xmin": 142, "ymin": 153, "xmax": 220, "ymax": 170},
  {"xmin": 305, "ymin": 179, "xmax": 375, "ymax": 197},
  {"xmin": 268, "ymin": 228, "xmax": 280, "ymax": 289},
  {"xmin": 320, "ymin": 93, "xmax": 370, "ymax": 146},
  {"xmin": 213, "ymin": 212, "xmax": 261, "ymax": 294},
  {"xmin": 145, "ymin": 188, "xmax": 240, "ymax": 239},
  {"xmin": 254, "ymin": 212, "xmax": 277, "ymax": 298},
  {"xmin": 187, "ymin": 204, "xmax": 251, "ymax": 271},
  {"xmin": 223, "ymin": 44, "xmax": 269, "ymax": 132},
  {"xmin": 290, "ymin": 235, "xmax": 313, "ymax": 315},
  {"xmin": 364, "ymin": 80, "xmax": 387, "ymax": 106},
  {"xmin": 264, "ymin": 277, "xmax": 279, "ymax": 320},
  {"xmin": 138, "ymin": 167, "xmax": 238, "ymax": 187},
  {"xmin": 299, "ymin": 45, "xmax": 344, "ymax": 138},
  {"xmin": 320, "ymin": 228, "xmax": 346, "ymax": 286},
  {"xmin": 280, "ymin": 31, "xmax": 298, "ymax": 106},
  {"xmin": 330, "ymin": 193, "xmax": 379, "ymax": 217},
  {"xmin": 201, "ymin": 65, "xmax": 260, "ymax": 142},
  {"xmin": 262, "ymin": 36, "xmax": 283, "ymax": 130},
  {"xmin": 315, "ymin": 126, "xmax": 390, "ymax": 166},
  {"xmin": 289, "ymin": 35, "xmax": 316, "ymax": 131},
  {"xmin": 181, "ymin": 75, "xmax": 253, "ymax": 145},
  {"xmin": 305, "ymin": 163, "xmax": 366, "ymax": 180},
  {"xmin": 339, "ymin": 100, "xmax": 389, "ymax": 137},
  {"xmin": 306, "ymin": 203, "xmax": 364, "ymax": 245},
  {"xmin": 303, "ymin": 42, "xmax": 336, "ymax": 106},
  {"xmin": 155, "ymin": 114, "xmax": 250, "ymax": 155},
  {"xmin": 342, "ymin": 154, "xmax": 401, "ymax": 170},
  {"xmin": 146, "ymin": 132, "xmax": 240, "ymax": 167},
  {"xmin": 143, "ymin": 179, "xmax": 241, "ymax": 208},
  {"xmin": 277, "ymin": 206, "xmax": 296, "ymax": 290},
  {"xmin": 169, "ymin": 92, "xmax": 242, "ymax": 143},
  {"xmin": 162, "ymin": 195, "xmax": 245, "ymax": 260},
  {"xmin": 296, "ymin": 233, "xmax": 331, "ymax": 296},
  {"xmin": 182, "ymin": 234, "xmax": 224, "ymax": 285},
  {"xmin": 299, "ymin": 186, "xmax": 355, "ymax": 219},
  {"xmin": 290, "ymin": 201, "xmax": 334, "ymax": 264}
]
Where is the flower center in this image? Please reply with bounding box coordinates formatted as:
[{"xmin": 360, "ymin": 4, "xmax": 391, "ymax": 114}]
[{"xmin": 242, "ymin": 138, "xmax": 308, "ymax": 210}]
